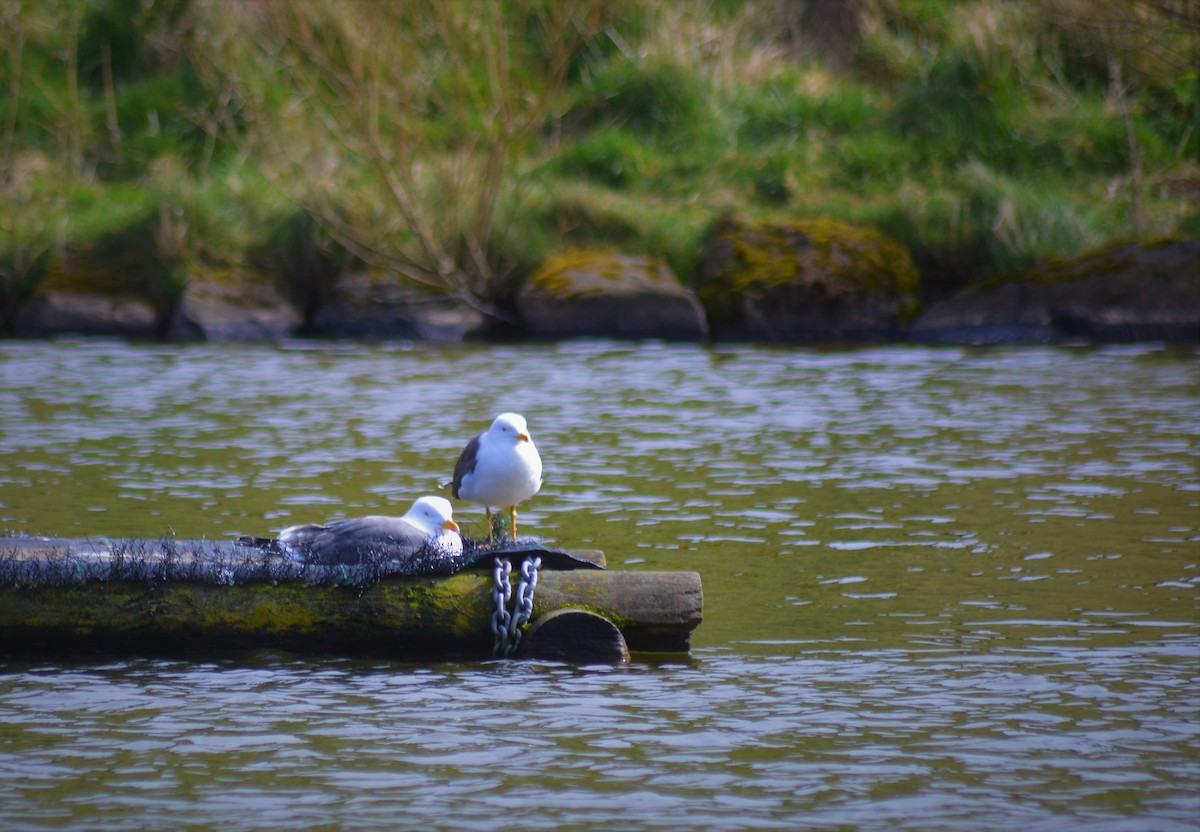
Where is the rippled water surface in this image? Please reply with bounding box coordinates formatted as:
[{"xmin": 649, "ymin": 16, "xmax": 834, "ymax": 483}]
[{"xmin": 1, "ymin": 339, "xmax": 1197, "ymax": 830}]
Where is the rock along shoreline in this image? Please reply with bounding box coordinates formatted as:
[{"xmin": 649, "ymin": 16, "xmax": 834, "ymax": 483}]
[{"xmin": 7, "ymin": 221, "xmax": 1198, "ymax": 346}]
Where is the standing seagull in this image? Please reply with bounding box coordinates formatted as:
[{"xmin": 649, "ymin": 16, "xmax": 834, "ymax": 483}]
[
  {"xmin": 261, "ymin": 495, "xmax": 462, "ymax": 566},
  {"xmin": 452, "ymin": 412, "xmax": 543, "ymax": 541}
]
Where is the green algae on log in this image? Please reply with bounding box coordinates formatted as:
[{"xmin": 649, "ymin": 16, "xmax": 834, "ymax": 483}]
[
  {"xmin": 694, "ymin": 215, "xmax": 921, "ymax": 342},
  {"xmin": 0, "ymin": 537, "xmax": 701, "ymax": 658}
]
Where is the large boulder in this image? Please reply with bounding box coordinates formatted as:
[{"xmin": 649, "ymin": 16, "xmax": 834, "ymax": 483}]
[
  {"xmin": 10, "ymin": 206, "xmax": 191, "ymax": 339},
  {"xmin": 9, "ymin": 262, "xmax": 168, "ymax": 338},
  {"xmin": 17, "ymin": 268, "xmax": 484, "ymax": 342},
  {"xmin": 911, "ymin": 240, "xmax": 1200, "ymax": 344},
  {"xmin": 693, "ymin": 216, "xmax": 921, "ymax": 342},
  {"xmin": 177, "ymin": 262, "xmax": 484, "ymax": 342},
  {"xmin": 11, "ymin": 290, "xmax": 160, "ymax": 338},
  {"xmin": 170, "ymin": 269, "xmax": 301, "ymax": 341},
  {"xmin": 308, "ymin": 273, "xmax": 484, "ymax": 342},
  {"xmin": 518, "ymin": 250, "xmax": 708, "ymax": 339}
]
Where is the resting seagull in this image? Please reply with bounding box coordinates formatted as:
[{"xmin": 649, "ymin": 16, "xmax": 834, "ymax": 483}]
[
  {"xmin": 265, "ymin": 495, "xmax": 462, "ymax": 566},
  {"xmin": 452, "ymin": 412, "xmax": 543, "ymax": 541}
]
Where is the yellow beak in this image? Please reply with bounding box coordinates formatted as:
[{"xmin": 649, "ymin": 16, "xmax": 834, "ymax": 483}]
[
  {"xmin": 517, "ymin": 432, "xmax": 530, "ymax": 442},
  {"xmin": 443, "ymin": 519, "xmax": 460, "ymax": 532}
]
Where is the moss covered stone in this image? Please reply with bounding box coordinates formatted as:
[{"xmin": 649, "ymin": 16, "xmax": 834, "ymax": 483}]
[
  {"xmin": 912, "ymin": 240, "xmax": 1200, "ymax": 344},
  {"xmin": 693, "ymin": 215, "xmax": 921, "ymax": 342},
  {"xmin": 11, "ymin": 210, "xmax": 191, "ymax": 339},
  {"xmin": 518, "ymin": 248, "xmax": 708, "ymax": 339},
  {"xmin": 11, "ymin": 262, "xmax": 164, "ymax": 338},
  {"xmin": 11, "ymin": 201, "xmax": 199, "ymax": 338},
  {"xmin": 307, "ymin": 272, "xmax": 484, "ymax": 342},
  {"xmin": 170, "ymin": 265, "xmax": 303, "ymax": 342}
]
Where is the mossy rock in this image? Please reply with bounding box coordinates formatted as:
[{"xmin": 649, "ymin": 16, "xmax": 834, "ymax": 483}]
[
  {"xmin": 170, "ymin": 265, "xmax": 303, "ymax": 342},
  {"xmin": 0, "ymin": 246, "xmax": 51, "ymax": 332},
  {"xmin": 11, "ymin": 290, "xmax": 161, "ymax": 338},
  {"xmin": 10, "ymin": 262, "xmax": 166, "ymax": 338},
  {"xmin": 911, "ymin": 240, "xmax": 1200, "ymax": 344},
  {"xmin": 518, "ymin": 249, "xmax": 708, "ymax": 340},
  {"xmin": 693, "ymin": 216, "xmax": 921, "ymax": 342},
  {"xmin": 307, "ymin": 271, "xmax": 484, "ymax": 342},
  {"xmin": 9, "ymin": 207, "xmax": 189, "ymax": 339}
]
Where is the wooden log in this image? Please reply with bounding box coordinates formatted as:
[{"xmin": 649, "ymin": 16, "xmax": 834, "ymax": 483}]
[
  {"xmin": 0, "ymin": 541, "xmax": 701, "ymax": 658},
  {"xmin": 531, "ymin": 570, "xmax": 703, "ymax": 653},
  {"xmin": 520, "ymin": 609, "xmax": 630, "ymax": 664}
]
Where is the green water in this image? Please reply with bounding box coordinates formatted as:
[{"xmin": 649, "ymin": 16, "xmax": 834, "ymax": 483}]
[{"xmin": 0, "ymin": 339, "xmax": 1197, "ymax": 830}]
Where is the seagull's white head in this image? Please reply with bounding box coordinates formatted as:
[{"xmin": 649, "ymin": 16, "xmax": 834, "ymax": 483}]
[
  {"xmin": 488, "ymin": 412, "xmax": 532, "ymax": 444},
  {"xmin": 403, "ymin": 495, "xmax": 460, "ymax": 536}
]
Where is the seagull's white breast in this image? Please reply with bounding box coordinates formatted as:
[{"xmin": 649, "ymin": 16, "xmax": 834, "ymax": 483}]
[{"xmin": 458, "ymin": 434, "xmax": 543, "ymax": 508}]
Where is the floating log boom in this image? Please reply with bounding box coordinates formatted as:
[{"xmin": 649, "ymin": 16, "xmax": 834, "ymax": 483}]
[{"xmin": 0, "ymin": 536, "xmax": 702, "ymax": 659}]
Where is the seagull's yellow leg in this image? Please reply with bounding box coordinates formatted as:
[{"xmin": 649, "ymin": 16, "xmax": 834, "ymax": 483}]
[
  {"xmin": 509, "ymin": 506, "xmax": 518, "ymax": 541},
  {"xmin": 485, "ymin": 507, "xmax": 494, "ymax": 541}
]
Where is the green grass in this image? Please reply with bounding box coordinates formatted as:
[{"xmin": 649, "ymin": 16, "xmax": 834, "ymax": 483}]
[{"xmin": 1, "ymin": 0, "xmax": 1196, "ymax": 327}]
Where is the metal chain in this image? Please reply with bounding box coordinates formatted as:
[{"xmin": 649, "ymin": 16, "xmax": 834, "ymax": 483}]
[
  {"xmin": 490, "ymin": 555, "xmax": 542, "ymax": 658},
  {"xmin": 507, "ymin": 556, "xmax": 542, "ymax": 654},
  {"xmin": 491, "ymin": 557, "xmax": 513, "ymax": 657}
]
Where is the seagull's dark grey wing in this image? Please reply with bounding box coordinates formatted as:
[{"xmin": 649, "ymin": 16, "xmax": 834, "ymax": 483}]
[
  {"xmin": 282, "ymin": 516, "xmax": 428, "ymax": 565},
  {"xmin": 451, "ymin": 433, "xmax": 481, "ymax": 499}
]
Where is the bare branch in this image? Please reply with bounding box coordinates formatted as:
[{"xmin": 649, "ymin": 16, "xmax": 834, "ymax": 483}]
[{"xmin": 193, "ymin": 0, "xmax": 599, "ymax": 317}]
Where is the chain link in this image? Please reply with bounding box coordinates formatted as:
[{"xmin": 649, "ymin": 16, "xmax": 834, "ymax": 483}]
[
  {"xmin": 490, "ymin": 555, "xmax": 542, "ymax": 658},
  {"xmin": 491, "ymin": 557, "xmax": 513, "ymax": 657},
  {"xmin": 507, "ymin": 556, "xmax": 542, "ymax": 654}
]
